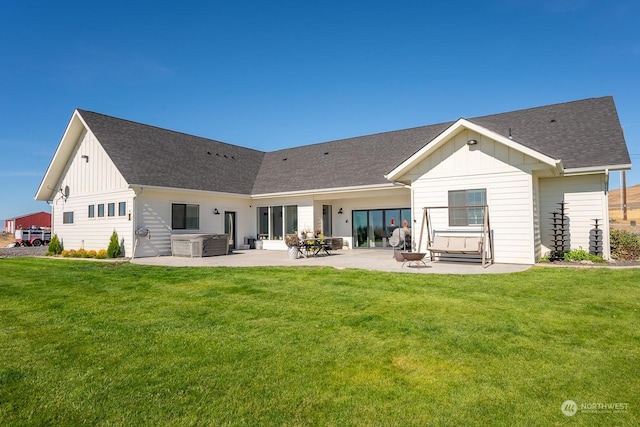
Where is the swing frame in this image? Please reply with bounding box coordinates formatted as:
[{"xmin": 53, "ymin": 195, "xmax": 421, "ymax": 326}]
[{"xmin": 417, "ymin": 205, "xmax": 494, "ymax": 268}]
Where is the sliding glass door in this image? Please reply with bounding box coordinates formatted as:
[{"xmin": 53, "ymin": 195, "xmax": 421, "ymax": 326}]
[{"xmin": 352, "ymin": 208, "xmax": 411, "ymax": 248}]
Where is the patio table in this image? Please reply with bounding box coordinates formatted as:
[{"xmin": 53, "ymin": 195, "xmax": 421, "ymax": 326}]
[{"xmin": 298, "ymin": 238, "xmax": 332, "ymax": 258}]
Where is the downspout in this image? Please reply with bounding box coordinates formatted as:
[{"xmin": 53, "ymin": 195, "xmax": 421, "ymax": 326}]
[{"xmin": 131, "ymin": 187, "xmax": 144, "ymax": 259}]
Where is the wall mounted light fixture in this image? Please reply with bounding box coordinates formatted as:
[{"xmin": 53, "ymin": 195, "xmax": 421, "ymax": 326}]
[
  {"xmin": 467, "ymin": 139, "xmax": 478, "ymax": 146},
  {"xmin": 213, "ymin": 209, "xmax": 220, "ymax": 215},
  {"xmin": 81, "ymin": 155, "xmax": 89, "ymax": 162},
  {"xmin": 338, "ymin": 208, "xmax": 343, "ymax": 214}
]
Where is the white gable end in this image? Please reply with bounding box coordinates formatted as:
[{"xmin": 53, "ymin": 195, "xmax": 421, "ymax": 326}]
[
  {"xmin": 60, "ymin": 128, "xmax": 129, "ymax": 196},
  {"xmin": 399, "ymin": 129, "xmax": 552, "ymax": 182},
  {"xmin": 405, "ymin": 129, "xmax": 547, "ymax": 264}
]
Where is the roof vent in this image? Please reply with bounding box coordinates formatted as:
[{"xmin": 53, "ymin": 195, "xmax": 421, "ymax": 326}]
[
  {"xmin": 550, "ymin": 119, "xmax": 557, "ymax": 123},
  {"xmin": 324, "ymin": 152, "xmax": 329, "ymax": 155},
  {"xmin": 283, "ymin": 157, "xmax": 287, "ymax": 161}
]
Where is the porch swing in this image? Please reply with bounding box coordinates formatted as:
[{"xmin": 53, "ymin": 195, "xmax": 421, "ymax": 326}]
[{"xmin": 418, "ymin": 205, "xmax": 494, "ymax": 268}]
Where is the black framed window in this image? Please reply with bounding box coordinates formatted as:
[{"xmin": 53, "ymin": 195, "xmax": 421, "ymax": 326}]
[
  {"xmin": 119, "ymin": 202, "xmax": 126, "ymax": 216},
  {"xmin": 63, "ymin": 211, "xmax": 74, "ymax": 224},
  {"xmin": 448, "ymin": 189, "xmax": 486, "ymax": 226},
  {"xmin": 88, "ymin": 205, "xmax": 95, "ymax": 218},
  {"xmin": 98, "ymin": 204, "xmax": 105, "ymax": 217},
  {"xmin": 172, "ymin": 203, "xmax": 199, "ymax": 230},
  {"xmin": 256, "ymin": 205, "xmax": 298, "ymax": 240},
  {"xmin": 108, "ymin": 203, "xmax": 115, "ymax": 217}
]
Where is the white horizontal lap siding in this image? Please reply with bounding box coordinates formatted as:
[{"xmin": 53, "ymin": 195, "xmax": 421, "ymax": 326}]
[
  {"xmin": 53, "ymin": 190, "xmax": 135, "ymax": 255},
  {"xmin": 539, "ymin": 175, "xmax": 608, "ymax": 258},
  {"xmin": 409, "ymin": 131, "xmax": 540, "ymax": 264},
  {"xmin": 133, "ymin": 189, "xmax": 254, "ymax": 257},
  {"xmin": 412, "ymin": 172, "xmax": 534, "ymax": 264}
]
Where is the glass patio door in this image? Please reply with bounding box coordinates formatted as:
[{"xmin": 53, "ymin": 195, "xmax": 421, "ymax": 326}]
[
  {"xmin": 352, "ymin": 208, "xmax": 412, "ymax": 249},
  {"xmin": 353, "ymin": 211, "xmax": 368, "ymax": 248}
]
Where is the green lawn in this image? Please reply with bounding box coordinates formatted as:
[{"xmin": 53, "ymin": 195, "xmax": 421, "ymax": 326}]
[{"xmin": 1, "ymin": 259, "xmax": 638, "ymax": 426}]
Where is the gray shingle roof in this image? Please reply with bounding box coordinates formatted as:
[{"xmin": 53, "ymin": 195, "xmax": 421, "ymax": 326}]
[
  {"xmin": 78, "ymin": 110, "xmax": 265, "ymax": 194},
  {"xmin": 78, "ymin": 96, "xmax": 630, "ymax": 196},
  {"xmin": 251, "ymin": 122, "xmax": 452, "ymax": 194},
  {"xmin": 469, "ymin": 96, "xmax": 630, "ymax": 170}
]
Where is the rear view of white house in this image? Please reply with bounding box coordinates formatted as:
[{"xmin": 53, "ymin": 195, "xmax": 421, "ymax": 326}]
[{"xmin": 35, "ymin": 96, "xmax": 631, "ymax": 264}]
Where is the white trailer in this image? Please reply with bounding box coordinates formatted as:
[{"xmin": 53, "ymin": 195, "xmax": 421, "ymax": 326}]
[{"xmin": 15, "ymin": 228, "xmax": 51, "ymax": 246}]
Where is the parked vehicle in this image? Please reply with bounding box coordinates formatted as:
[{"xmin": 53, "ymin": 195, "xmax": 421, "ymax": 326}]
[{"xmin": 15, "ymin": 228, "xmax": 51, "ymax": 246}]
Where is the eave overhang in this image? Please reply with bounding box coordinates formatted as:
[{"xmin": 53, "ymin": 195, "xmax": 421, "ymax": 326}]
[
  {"xmin": 250, "ymin": 182, "xmax": 406, "ymax": 199},
  {"xmin": 128, "ymin": 184, "xmax": 252, "ymax": 199},
  {"xmin": 563, "ymin": 163, "xmax": 632, "ymax": 176},
  {"xmin": 34, "ymin": 110, "xmax": 89, "ymax": 201}
]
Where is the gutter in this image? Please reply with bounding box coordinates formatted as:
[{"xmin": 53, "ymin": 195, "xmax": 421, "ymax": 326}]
[
  {"xmin": 563, "ymin": 163, "xmax": 632, "ymax": 176},
  {"xmin": 250, "ymin": 183, "xmax": 406, "ymax": 199}
]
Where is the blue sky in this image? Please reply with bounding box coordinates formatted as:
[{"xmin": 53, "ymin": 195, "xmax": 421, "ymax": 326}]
[{"xmin": 1, "ymin": 0, "xmax": 639, "ymax": 224}]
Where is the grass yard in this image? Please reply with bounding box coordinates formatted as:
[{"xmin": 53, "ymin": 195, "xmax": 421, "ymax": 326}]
[{"xmin": 1, "ymin": 259, "xmax": 638, "ymax": 426}]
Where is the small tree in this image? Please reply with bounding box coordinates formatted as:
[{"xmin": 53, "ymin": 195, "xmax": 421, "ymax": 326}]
[
  {"xmin": 107, "ymin": 230, "xmax": 122, "ymax": 258},
  {"xmin": 46, "ymin": 234, "xmax": 63, "ymax": 255}
]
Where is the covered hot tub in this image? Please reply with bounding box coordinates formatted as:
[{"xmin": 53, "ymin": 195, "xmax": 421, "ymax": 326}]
[{"xmin": 171, "ymin": 234, "xmax": 229, "ymax": 257}]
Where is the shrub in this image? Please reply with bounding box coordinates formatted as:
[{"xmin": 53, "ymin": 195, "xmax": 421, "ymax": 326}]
[
  {"xmin": 610, "ymin": 229, "xmax": 640, "ymax": 260},
  {"xmin": 107, "ymin": 231, "xmax": 121, "ymax": 258},
  {"xmin": 46, "ymin": 234, "xmax": 63, "ymax": 256},
  {"xmin": 87, "ymin": 250, "xmax": 97, "ymax": 258},
  {"xmin": 563, "ymin": 247, "xmax": 604, "ymax": 263},
  {"xmin": 62, "ymin": 249, "xmax": 75, "ymax": 258},
  {"xmin": 96, "ymin": 249, "xmax": 108, "ymax": 259}
]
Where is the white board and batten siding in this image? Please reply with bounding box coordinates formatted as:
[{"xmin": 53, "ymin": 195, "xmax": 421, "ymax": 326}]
[
  {"xmin": 538, "ymin": 175, "xmax": 609, "ymax": 259},
  {"xmin": 52, "ymin": 129, "xmax": 135, "ymax": 255},
  {"xmin": 133, "ymin": 188, "xmax": 254, "ymax": 257},
  {"xmin": 403, "ymin": 130, "xmax": 550, "ymax": 264}
]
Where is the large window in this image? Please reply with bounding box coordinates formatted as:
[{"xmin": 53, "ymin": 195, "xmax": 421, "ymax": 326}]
[
  {"xmin": 172, "ymin": 203, "xmax": 199, "ymax": 230},
  {"xmin": 448, "ymin": 189, "xmax": 486, "ymax": 226},
  {"xmin": 257, "ymin": 205, "xmax": 298, "ymax": 240}
]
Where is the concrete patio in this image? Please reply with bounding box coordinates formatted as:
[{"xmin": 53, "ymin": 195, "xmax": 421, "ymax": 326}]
[{"xmin": 131, "ymin": 249, "xmax": 532, "ymax": 274}]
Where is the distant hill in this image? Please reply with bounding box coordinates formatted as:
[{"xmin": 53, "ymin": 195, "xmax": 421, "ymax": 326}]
[{"xmin": 609, "ymin": 183, "xmax": 640, "ymax": 210}]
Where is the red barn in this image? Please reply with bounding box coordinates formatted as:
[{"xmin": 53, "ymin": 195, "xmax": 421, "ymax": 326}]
[{"xmin": 4, "ymin": 211, "xmax": 51, "ymax": 233}]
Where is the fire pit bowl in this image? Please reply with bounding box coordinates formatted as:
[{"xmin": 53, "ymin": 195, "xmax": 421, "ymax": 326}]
[{"xmin": 400, "ymin": 252, "xmax": 428, "ymax": 268}]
